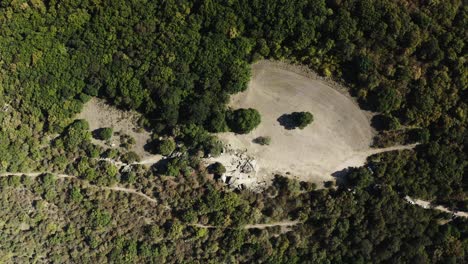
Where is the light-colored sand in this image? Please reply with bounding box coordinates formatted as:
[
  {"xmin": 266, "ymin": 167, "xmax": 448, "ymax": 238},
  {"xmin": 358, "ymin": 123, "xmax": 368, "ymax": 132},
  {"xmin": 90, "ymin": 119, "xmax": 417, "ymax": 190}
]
[
  {"xmin": 78, "ymin": 98, "xmax": 153, "ymax": 159},
  {"xmin": 405, "ymin": 196, "xmax": 468, "ymax": 218},
  {"xmin": 212, "ymin": 61, "xmax": 413, "ymax": 189}
]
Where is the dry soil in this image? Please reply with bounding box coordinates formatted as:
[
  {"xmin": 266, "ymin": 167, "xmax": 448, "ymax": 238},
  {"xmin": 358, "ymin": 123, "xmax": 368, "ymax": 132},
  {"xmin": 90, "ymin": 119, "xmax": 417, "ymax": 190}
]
[{"xmin": 212, "ymin": 60, "xmax": 413, "ymax": 189}]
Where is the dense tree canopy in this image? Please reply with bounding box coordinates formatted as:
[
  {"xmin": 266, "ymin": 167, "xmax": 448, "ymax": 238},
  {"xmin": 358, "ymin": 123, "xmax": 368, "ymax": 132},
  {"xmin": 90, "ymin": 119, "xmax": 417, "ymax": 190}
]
[{"xmin": 0, "ymin": 0, "xmax": 466, "ymax": 262}]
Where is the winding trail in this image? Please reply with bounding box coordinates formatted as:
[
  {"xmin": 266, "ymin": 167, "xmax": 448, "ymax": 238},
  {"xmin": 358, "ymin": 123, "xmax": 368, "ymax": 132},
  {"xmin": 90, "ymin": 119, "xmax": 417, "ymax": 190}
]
[
  {"xmin": 101, "ymin": 186, "xmax": 158, "ymax": 203},
  {"xmin": 190, "ymin": 220, "xmax": 300, "ymax": 230},
  {"xmin": 0, "ymin": 172, "xmax": 301, "ymax": 230},
  {"xmin": 367, "ymin": 144, "xmax": 419, "ymax": 155},
  {"xmin": 98, "ymin": 155, "xmax": 163, "ymax": 169},
  {"xmin": 244, "ymin": 220, "xmax": 300, "ymax": 229},
  {"xmin": 405, "ymin": 196, "xmax": 468, "ymax": 218},
  {"xmin": 0, "ymin": 172, "xmax": 157, "ymax": 204},
  {"xmin": 1, "ymin": 170, "xmax": 465, "ymax": 236},
  {"xmin": 333, "ymin": 143, "xmax": 419, "ymax": 175}
]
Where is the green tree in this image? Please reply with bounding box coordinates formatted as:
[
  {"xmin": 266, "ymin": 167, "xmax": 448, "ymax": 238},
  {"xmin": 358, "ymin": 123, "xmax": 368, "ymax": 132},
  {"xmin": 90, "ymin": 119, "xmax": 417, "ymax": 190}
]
[
  {"xmin": 96, "ymin": 127, "xmax": 113, "ymax": 140},
  {"xmin": 371, "ymin": 86, "xmax": 401, "ymax": 113},
  {"xmin": 209, "ymin": 162, "xmax": 226, "ymax": 175},
  {"xmin": 292, "ymin": 112, "xmax": 314, "ymax": 129},
  {"xmin": 227, "ymin": 108, "xmax": 261, "ymax": 134},
  {"xmin": 157, "ymin": 138, "xmax": 176, "ymax": 156}
]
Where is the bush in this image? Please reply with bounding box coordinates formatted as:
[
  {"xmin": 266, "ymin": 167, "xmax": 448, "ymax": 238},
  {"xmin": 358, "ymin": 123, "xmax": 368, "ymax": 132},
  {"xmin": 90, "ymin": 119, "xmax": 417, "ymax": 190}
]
[
  {"xmin": 209, "ymin": 162, "xmax": 226, "ymax": 175},
  {"xmin": 96, "ymin": 127, "xmax": 113, "ymax": 140},
  {"xmin": 227, "ymin": 108, "xmax": 261, "ymax": 134},
  {"xmin": 371, "ymin": 86, "xmax": 401, "ymax": 113},
  {"xmin": 292, "ymin": 112, "xmax": 313, "ymax": 129},
  {"xmin": 253, "ymin": 136, "xmax": 271, "ymax": 145},
  {"xmin": 121, "ymin": 151, "xmax": 140, "ymax": 164},
  {"xmin": 157, "ymin": 138, "xmax": 176, "ymax": 156}
]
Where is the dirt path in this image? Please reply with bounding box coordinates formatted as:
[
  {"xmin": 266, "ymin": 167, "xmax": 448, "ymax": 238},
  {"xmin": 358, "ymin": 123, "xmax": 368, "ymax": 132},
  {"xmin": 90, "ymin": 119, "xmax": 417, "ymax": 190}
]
[
  {"xmin": 405, "ymin": 196, "xmax": 468, "ymax": 218},
  {"xmin": 0, "ymin": 172, "xmax": 302, "ymax": 229},
  {"xmin": 190, "ymin": 220, "xmax": 300, "ymax": 230},
  {"xmin": 244, "ymin": 220, "xmax": 299, "ymax": 229},
  {"xmin": 0, "ymin": 172, "xmax": 158, "ymax": 204},
  {"xmin": 101, "ymin": 186, "xmax": 158, "ymax": 203},
  {"xmin": 334, "ymin": 144, "xmax": 418, "ymax": 173},
  {"xmin": 98, "ymin": 155, "xmax": 163, "ymax": 168}
]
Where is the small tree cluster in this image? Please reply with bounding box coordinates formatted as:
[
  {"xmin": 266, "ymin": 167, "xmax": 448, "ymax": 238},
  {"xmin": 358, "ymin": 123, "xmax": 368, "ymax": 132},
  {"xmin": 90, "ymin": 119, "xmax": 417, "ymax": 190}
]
[
  {"xmin": 157, "ymin": 138, "xmax": 176, "ymax": 156},
  {"xmin": 95, "ymin": 127, "xmax": 113, "ymax": 140},
  {"xmin": 291, "ymin": 112, "xmax": 313, "ymax": 129},
  {"xmin": 227, "ymin": 108, "xmax": 261, "ymax": 134}
]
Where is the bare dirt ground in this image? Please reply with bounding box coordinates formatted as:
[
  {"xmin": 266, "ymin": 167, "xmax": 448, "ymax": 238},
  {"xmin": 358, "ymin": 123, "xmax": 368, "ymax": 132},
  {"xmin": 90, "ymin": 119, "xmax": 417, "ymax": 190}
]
[
  {"xmin": 211, "ymin": 60, "xmax": 414, "ymax": 189},
  {"xmin": 190, "ymin": 220, "xmax": 300, "ymax": 230},
  {"xmin": 78, "ymin": 98, "xmax": 156, "ymax": 160}
]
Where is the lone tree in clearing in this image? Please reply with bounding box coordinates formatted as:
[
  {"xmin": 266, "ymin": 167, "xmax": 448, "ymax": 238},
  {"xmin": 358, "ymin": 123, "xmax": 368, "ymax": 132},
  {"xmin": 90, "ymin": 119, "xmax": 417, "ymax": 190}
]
[
  {"xmin": 278, "ymin": 111, "xmax": 314, "ymax": 130},
  {"xmin": 227, "ymin": 108, "xmax": 261, "ymax": 134},
  {"xmin": 95, "ymin": 127, "xmax": 113, "ymax": 140},
  {"xmin": 292, "ymin": 111, "xmax": 313, "ymax": 129}
]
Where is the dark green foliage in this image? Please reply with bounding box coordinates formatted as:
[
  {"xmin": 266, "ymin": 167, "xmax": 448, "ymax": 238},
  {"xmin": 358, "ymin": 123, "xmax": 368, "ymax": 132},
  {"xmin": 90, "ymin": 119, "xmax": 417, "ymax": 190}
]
[
  {"xmin": 292, "ymin": 112, "xmax": 314, "ymax": 129},
  {"xmin": 0, "ymin": 0, "xmax": 466, "ymax": 262},
  {"xmin": 206, "ymin": 110, "xmax": 229, "ymax": 133},
  {"xmin": 253, "ymin": 136, "xmax": 271, "ymax": 145},
  {"xmin": 96, "ymin": 128, "xmax": 113, "ymax": 141},
  {"xmin": 121, "ymin": 151, "xmax": 140, "ymax": 164},
  {"xmin": 371, "ymin": 86, "xmax": 401, "ymax": 113},
  {"xmin": 179, "ymin": 124, "xmax": 223, "ymax": 157},
  {"xmin": 60, "ymin": 120, "xmax": 92, "ymax": 151},
  {"xmin": 209, "ymin": 162, "xmax": 226, "ymax": 175},
  {"xmin": 90, "ymin": 209, "xmax": 112, "ymax": 228},
  {"xmin": 157, "ymin": 138, "xmax": 176, "ymax": 156},
  {"xmin": 227, "ymin": 108, "xmax": 261, "ymax": 134},
  {"xmin": 367, "ymin": 143, "xmax": 465, "ymax": 204},
  {"xmin": 2, "ymin": 173, "xmax": 464, "ymax": 263}
]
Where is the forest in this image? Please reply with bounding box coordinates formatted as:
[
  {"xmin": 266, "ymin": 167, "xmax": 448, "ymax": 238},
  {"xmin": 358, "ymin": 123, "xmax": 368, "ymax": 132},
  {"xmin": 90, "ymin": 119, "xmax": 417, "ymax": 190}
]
[{"xmin": 0, "ymin": 0, "xmax": 466, "ymax": 262}]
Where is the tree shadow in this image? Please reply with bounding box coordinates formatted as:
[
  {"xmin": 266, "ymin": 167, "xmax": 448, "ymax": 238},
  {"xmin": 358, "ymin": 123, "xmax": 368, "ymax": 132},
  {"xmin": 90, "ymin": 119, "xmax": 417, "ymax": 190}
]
[
  {"xmin": 143, "ymin": 140, "xmax": 157, "ymax": 154},
  {"xmin": 92, "ymin": 128, "xmax": 106, "ymax": 139},
  {"xmin": 277, "ymin": 114, "xmax": 296, "ymax": 130},
  {"xmin": 149, "ymin": 157, "xmax": 171, "ymax": 174},
  {"xmin": 331, "ymin": 167, "xmax": 351, "ymax": 187}
]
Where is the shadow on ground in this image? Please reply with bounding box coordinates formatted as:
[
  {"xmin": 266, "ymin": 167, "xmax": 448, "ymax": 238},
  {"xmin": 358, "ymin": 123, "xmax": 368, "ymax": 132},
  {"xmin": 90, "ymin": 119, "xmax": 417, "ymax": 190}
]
[
  {"xmin": 277, "ymin": 114, "xmax": 297, "ymax": 130},
  {"xmin": 331, "ymin": 167, "xmax": 351, "ymax": 186}
]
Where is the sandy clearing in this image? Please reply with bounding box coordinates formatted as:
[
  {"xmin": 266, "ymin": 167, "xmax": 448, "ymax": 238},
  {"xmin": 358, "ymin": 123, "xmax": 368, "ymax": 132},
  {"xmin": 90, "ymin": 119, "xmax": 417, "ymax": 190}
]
[
  {"xmin": 212, "ymin": 61, "xmax": 413, "ymax": 189},
  {"xmin": 78, "ymin": 98, "xmax": 154, "ymax": 159}
]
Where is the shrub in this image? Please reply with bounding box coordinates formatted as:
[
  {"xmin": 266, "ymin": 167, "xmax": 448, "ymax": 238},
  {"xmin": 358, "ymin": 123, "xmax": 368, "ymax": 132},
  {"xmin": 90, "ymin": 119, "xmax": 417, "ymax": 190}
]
[
  {"xmin": 209, "ymin": 162, "xmax": 226, "ymax": 175},
  {"xmin": 292, "ymin": 111, "xmax": 313, "ymax": 129},
  {"xmin": 157, "ymin": 138, "xmax": 176, "ymax": 156},
  {"xmin": 96, "ymin": 127, "xmax": 113, "ymax": 140},
  {"xmin": 121, "ymin": 151, "xmax": 140, "ymax": 163},
  {"xmin": 227, "ymin": 108, "xmax": 261, "ymax": 134},
  {"xmin": 253, "ymin": 136, "xmax": 271, "ymax": 145}
]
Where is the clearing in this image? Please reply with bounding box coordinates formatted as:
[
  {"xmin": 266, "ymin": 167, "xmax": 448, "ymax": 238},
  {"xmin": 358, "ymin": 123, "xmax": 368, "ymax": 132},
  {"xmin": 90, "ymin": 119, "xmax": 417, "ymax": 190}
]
[
  {"xmin": 78, "ymin": 98, "xmax": 159, "ymax": 161},
  {"xmin": 210, "ymin": 60, "xmax": 414, "ymax": 189}
]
